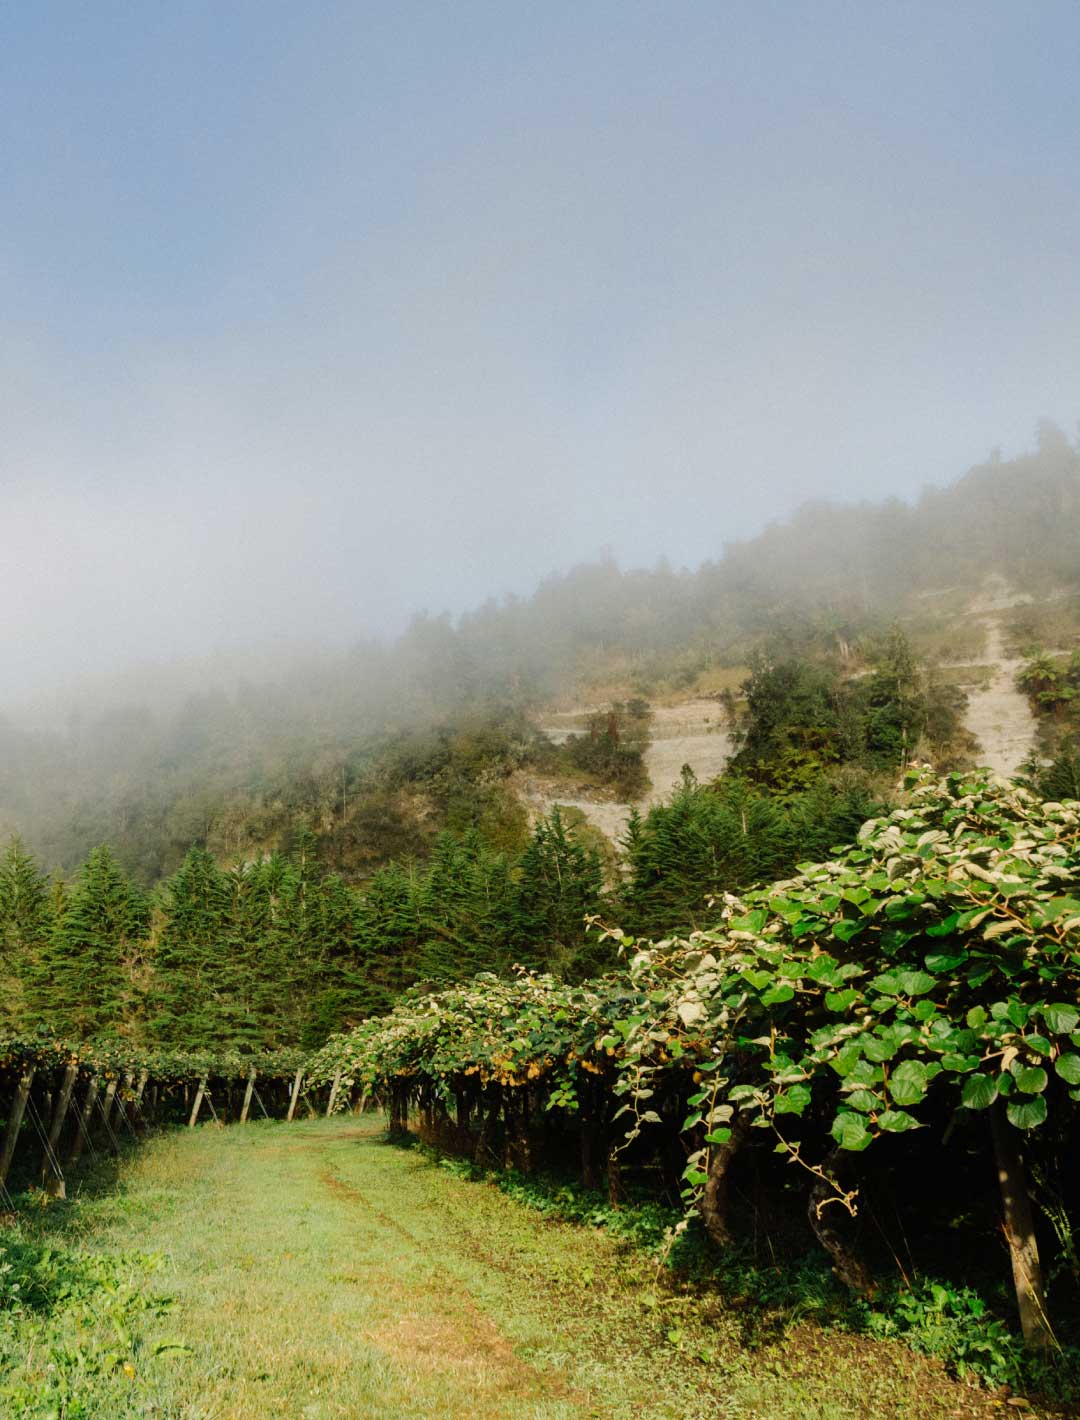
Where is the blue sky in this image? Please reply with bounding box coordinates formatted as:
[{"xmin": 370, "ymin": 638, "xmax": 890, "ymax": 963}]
[{"xmin": 3, "ymin": 3, "xmax": 1080, "ymax": 693}]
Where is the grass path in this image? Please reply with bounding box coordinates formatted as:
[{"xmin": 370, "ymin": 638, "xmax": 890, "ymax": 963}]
[{"xmin": 8, "ymin": 1118, "xmax": 1016, "ymax": 1419}]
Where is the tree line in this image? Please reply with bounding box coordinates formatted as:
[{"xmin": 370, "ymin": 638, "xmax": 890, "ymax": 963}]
[
  {"xmin": 0, "ymin": 813, "xmax": 610, "ymax": 1052},
  {"xmin": 0, "ymin": 633, "xmax": 979, "ymax": 1051}
]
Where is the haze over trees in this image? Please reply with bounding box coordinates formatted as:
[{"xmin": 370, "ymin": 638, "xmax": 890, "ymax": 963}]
[
  {"xmin": 1, "ymin": 432, "xmax": 1077, "ymax": 890},
  {"xmin": 0, "ymin": 432, "xmax": 1077, "ymax": 1060}
]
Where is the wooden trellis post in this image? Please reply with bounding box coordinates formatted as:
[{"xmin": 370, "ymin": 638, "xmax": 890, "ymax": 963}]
[
  {"xmin": 133, "ymin": 1069, "xmax": 149, "ymax": 1128},
  {"xmin": 188, "ymin": 1076, "xmax": 208, "ymax": 1128},
  {"xmin": 66, "ymin": 1077, "xmax": 99, "ymax": 1167},
  {"xmin": 326, "ymin": 1070, "xmax": 342, "ymax": 1117},
  {"xmin": 0, "ymin": 1065, "xmax": 36, "ymax": 1192},
  {"xmin": 100, "ymin": 1078, "xmax": 120, "ymax": 1154},
  {"xmin": 41, "ymin": 1062, "xmax": 79, "ymax": 1195},
  {"xmin": 239, "ymin": 1068, "xmax": 257, "ymax": 1124},
  {"xmin": 287, "ymin": 1068, "xmax": 304, "ymax": 1121}
]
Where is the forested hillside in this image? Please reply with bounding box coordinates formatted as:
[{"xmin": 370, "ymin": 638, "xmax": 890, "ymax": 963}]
[
  {"xmin": 2, "ymin": 432, "xmax": 1077, "ymax": 889},
  {"xmin": 0, "ymin": 614, "xmax": 1054, "ymax": 1059},
  {"xmin": 0, "ymin": 430, "xmax": 1078, "ymax": 1057}
]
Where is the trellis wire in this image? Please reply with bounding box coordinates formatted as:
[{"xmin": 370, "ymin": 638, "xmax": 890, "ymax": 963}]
[
  {"xmin": 24, "ymin": 1091, "xmax": 64, "ymax": 1186},
  {"xmin": 94, "ymin": 1091, "xmax": 122, "ymax": 1154}
]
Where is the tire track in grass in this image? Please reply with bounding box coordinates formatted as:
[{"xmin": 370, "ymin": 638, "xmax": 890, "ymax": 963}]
[{"xmin": 314, "ymin": 1155, "xmax": 589, "ymax": 1418}]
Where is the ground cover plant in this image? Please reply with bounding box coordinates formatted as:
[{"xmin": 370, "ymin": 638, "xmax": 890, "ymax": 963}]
[{"xmin": 0, "ymin": 1118, "xmax": 1060, "ymax": 1419}]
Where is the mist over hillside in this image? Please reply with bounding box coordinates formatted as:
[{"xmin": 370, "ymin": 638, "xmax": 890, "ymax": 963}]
[{"xmin": 2, "ymin": 431, "xmax": 1077, "ymax": 884}]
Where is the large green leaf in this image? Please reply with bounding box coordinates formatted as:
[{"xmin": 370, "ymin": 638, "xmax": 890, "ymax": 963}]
[
  {"xmin": 1055, "ymin": 1053, "xmax": 1080, "ymax": 1086},
  {"xmin": 1014, "ymin": 1066, "xmax": 1048, "ymax": 1095},
  {"xmin": 1043, "ymin": 1003, "xmax": 1080, "ymax": 1035},
  {"xmin": 825, "ymin": 988, "xmax": 859, "ymax": 1012},
  {"xmin": 832, "ymin": 919, "xmax": 866, "ymax": 943},
  {"xmin": 831, "ymin": 1112, "xmax": 872, "ymax": 1151},
  {"xmin": 869, "ymin": 971, "xmax": 901, "ymax": 995},
  {"xmin": 761, "ymin": 984, "xmax": 795, "ymax": 1006},
  {"xmin": 863, "ymin": 1033, "xmax": 900, "ymax": 1063},
  {"xmin": 774, "ymin": 1084, "xmax": 811, "ymax": 1116},
  {"xmin": 924, "ymin": 950, "xmax": 966, "ymax": 972},
  {"xmin": 961, "ymin": 1074, "xmax": 998, "ymax": 1110},
  {"xmin": 897, "ymin": 970, "xmax": 937, "ymax": 997},
  {"xmin": 844, "ymin": 1089, "xmax": 879, "ymax": 1114},
  {"xmin": 878, "ymin": 1109, "xmax": 921, "ymax": 1133},
  {"xmin": 1006, "ymin": 1095, "xmax": 1047, "ymax": 1130},
  {"xmin": 889, "ymin": 1060, "xmax": 930, "ymax": 1106}
]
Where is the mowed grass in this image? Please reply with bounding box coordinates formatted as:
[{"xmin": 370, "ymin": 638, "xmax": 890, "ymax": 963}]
[{"xmin": 4, "ymin": 1118, "xmax": 1027, "ymax": 1419}]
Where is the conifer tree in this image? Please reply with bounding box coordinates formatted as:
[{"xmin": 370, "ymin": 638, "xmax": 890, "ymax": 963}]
[
  {"xmin": 621, "ymin": 771, "xmax": 881, "ymax": 936},
  {"xmin": 264, "ymin": 833, "xmax": 324, "ymax": 1047},
  {"xmin": 216, "ymin": 861, "xmax": 277, "ymax": 1050},
  {"xmin": 414, "ymin": 830, "xmax": 516, "ymax": 982},
  {"xmin": 233, "ymin": 853, "xmax": 297, "ymax": 1049},
  {"xmin": 303, "ymin": 871, "xmax": 385, "ymax": 1044},
  {"xmin": 0, "ymin": 835, "xmax": 52, "ymax": 1031},
  {"xmin": 33, "ymin": 846, "xmax": 150, "ymax": 1041},
  {"xmin": 512, "ymin": 808, "xmax": 605, "ymax": 977},
  {"xmin": 150, "ymin": 846, "xmax": 232, "ymax": 1046},
  {"xmin": 358, "ymin": 861, "xmax": 423, "ymax": 998}
]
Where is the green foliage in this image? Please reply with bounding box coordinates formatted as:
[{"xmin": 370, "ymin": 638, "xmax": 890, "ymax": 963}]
[
  {"xmin": 6, "ymin": 801, "xmax": 607, "ymax": 1054},
  {"xmin": 0, "ymin": 1229, "xmax": 179, "ymax": 1419},
  {"xmin": 620, "ymin": 769, "xmax": 883, "ymax": 936},
  {"xmin": 862, "ymin": 1278, "xmax": 1080, "ymax": 1399},
  {"xmin": 512, "ymin": 808, "xmax": 608, "ymax": 977},
  {"xmin": 313, "ymin": 770, "xmax": 1080, "ymax": 1366},
  {"xmin": 149, "ymin": 833, "xmax": 391, "ymax": 1052},
  {"xmin": 149, "ymin": 846, "xmax": 233, "ymax": 1046},
  {"xmin": 0, "ymin": 838, "xmax": 52, "ymax": 1033},
  {"xmin": 435, "ymin": 1152, "xmax": 682, "ymax": 1255},
  {"xmin": 429, "ymin": 1137, "xmax": 1080, "ymax": 1401},
  {"xmin": 615, "ymin": 769, "xmax": 1080, "ymax": 1177},
  {"xmin": 1018, "ymin": 650, "xmax": 1080, "ymax": 720},
  {"xmin": 728, "ymin": 630, "xmax": 972, "ymax": 791},
  {"xmin": 29, "ymin": 848, "xmax": 150, "ymax": 1043},
  {"xmin": 1033, "ymin": 741, "xmax": 1080, "ymax": 801},
  {"xmin": 561, "ymin": 702, "xmax": 651, "ymax": 798}
]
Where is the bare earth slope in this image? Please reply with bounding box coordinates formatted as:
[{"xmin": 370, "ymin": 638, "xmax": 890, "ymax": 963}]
[
  {"xmin": 526, "ymin": 699, "xmax": 732, "ymax": 845},
  {"xmin": 952, "ymin": 577, "xmax": 1039, "ymax": 777},
  {"xmin": 524, "ymin": 576, "xmax": 1048, "ymax": 845}
]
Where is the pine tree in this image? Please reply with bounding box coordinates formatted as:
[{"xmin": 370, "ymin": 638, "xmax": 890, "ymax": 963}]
[
  {"xmin": 230, "ymin": 853, "xmax": 297, "ymax": 1049},
  {"xmin": 358, "ymin": 861, "xmax": 423, "ymax": 998},
  {"xmin": 33, "ymin": 846, "xmax": 150, "ymax": 1041},
  {"xmin": 0, "ymin": 836, "xmax": 52, "ymax": 1031},
  {"xmin": 621, "ymin": 772, "xmax": 881, "ymax": 936},
  {"xmin": 264, "ymin": 832, "xmax": 325, "ymax": 1047},
  {"xmin": 414, "ymin": 830, "xmax": 516, "ymax": 982},
  {"xmin": 303, "ymin": 872, "xmax": 385, "ymax": 1045},
  {"xmin": 150, "ymin": 846, "xmax": 232, "ymax": 1047},
  {"xmin": 216, "ymin": 862, "xmax": 277, "ymax": 1050},
  {"xmin": 512, "ymin": 809, "xmax": 605, "ymax": 976}
]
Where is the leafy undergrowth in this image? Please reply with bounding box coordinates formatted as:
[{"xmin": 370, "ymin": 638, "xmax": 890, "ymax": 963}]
[
  {"xmin": 433, "ymin": 1148, "xmax": 1080, "ymax": 1410},
  {"xmin": 0, "ymin": 1205, "xmax": 185, "ymax": 1419}
]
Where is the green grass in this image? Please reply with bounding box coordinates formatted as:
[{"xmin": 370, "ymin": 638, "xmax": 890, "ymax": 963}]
[{"xmin": 0, "ymin": 1119, "xmax": 1050, "ymax": 1418}]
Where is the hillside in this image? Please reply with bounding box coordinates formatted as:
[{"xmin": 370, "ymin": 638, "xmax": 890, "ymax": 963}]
[{"xmin": 1, "ymin": 431, "xmax": 1078, "ymax": 886}]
